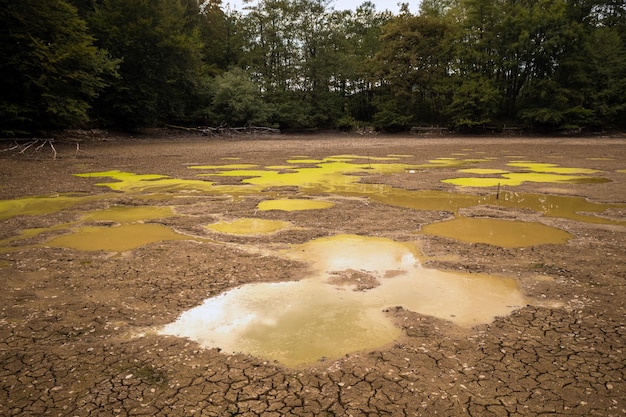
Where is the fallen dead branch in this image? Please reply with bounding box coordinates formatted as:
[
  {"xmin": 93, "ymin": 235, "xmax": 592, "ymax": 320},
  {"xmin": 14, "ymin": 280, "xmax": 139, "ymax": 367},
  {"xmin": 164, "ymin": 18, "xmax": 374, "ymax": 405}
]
[
  {"xmin": 0, "ymin": 138, "xmax": 58, "ymax": 159},
  {"xmin": 166, "ymin": 124, "xmax": 281, "ymax": 136}
]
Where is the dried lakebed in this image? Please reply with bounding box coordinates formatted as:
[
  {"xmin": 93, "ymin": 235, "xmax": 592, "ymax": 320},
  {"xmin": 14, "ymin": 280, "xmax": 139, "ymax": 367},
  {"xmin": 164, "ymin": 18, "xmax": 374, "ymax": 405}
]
[{"xmin": 1, "ymin": 134, "xmax": 625, "ymax": 416}]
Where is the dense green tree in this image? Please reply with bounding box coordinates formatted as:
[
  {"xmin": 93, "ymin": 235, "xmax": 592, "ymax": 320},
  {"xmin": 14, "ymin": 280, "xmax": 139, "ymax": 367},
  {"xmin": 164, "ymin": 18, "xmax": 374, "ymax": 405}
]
[
  {"xmin": 238, "ymin": 0, "xmax": 391, "ymax": 129},
  {"xmin": 585, "ymin": 27, "xmax": 626, "ymax": 128},
  {"xmin": 442, "ymin": 0, "xmax": 505, "ymax": 128},
  {"xmin": 89, "ymin": 0, "xmax": 207, "ymax": 127},
  {"xmin": 0, "ymin": 0, "xmax": 116, "ymax": 135},
  {"xmin": 199, "ymin": 0, "xmax": 238, "ymax": 74},
  {"xmin": 517, "ymin": 0, "xmax": 626, "ymax": 130},
  {"xmin": 2, "ymin": 0, "xmax": 624, "ymax": 134},
  {"xmin": 369, "ymin": 12, "xmax": 450, "ymax": 129},
  {"xmin": 343, "ymin": 3, "xmax": 391, "ymax": 125},
  {"xmin": 208, "ymin": 68, "xmax": 274, "ymax": 126}
]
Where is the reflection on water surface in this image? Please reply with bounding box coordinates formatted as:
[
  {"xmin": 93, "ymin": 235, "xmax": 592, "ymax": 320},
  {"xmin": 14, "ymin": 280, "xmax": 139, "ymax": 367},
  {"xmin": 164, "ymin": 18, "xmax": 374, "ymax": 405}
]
[
  {"xmin": 421, "ymin": 217, "xmax": 573, "ymax": 248},
  {"xmin": 160, "ymin": 235, "xmax": 526, "ymax": 367},
  {"xmin": 2, "ymin": 152, "xmax": 621, "ymax": 366}
]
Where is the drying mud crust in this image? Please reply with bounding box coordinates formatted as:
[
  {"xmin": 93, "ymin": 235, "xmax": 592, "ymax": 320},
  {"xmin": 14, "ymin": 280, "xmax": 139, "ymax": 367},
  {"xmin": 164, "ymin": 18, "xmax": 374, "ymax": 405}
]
[{"xmin": 1, "ymin": 132, "xmax": 625, "ymax": 416}]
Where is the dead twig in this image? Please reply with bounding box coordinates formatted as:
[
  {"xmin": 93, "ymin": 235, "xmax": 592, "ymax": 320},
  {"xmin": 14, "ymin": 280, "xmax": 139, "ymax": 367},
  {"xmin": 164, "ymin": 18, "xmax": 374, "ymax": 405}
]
[{"xmin": 1, "ymin": 138, "xmax": 58, "ymax": 159}]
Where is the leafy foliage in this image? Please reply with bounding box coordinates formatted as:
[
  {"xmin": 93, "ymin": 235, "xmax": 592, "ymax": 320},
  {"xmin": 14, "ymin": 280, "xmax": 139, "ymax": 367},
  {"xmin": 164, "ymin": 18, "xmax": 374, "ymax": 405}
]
[
  {"xmin": 1, "ymin": 0, "xmax": 624, "ymax": 135},
  {"xmin": 0, "ymin": 0, "xmax": 116, "ymax": 135},
  {"xmin": 88, "ymin": 0, "xmax": 208, "ymax": 127},
  {"xmin": 208, "ymin": 68, "xmax": 273, "ymax": 126}
]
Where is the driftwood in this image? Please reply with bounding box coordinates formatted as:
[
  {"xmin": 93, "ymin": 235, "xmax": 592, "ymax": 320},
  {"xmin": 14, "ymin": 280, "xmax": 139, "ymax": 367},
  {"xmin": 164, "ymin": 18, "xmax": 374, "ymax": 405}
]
[
  {"xmin": 0, "ymin": 138, "xmax": 58, "ymax": 159},
  {"xmin": 410, "ymin": 126, "xmax": 449, "ymax": 135},
  {"xmin": 166, "ymin": 124, "xmax": 281, "ymax": 136}
]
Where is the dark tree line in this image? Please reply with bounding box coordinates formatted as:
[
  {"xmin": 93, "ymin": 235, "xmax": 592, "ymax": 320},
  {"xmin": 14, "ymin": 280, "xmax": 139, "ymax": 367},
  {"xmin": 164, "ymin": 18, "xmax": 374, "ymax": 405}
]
[{"xmin": 1, "ymin": 0, "xmax": 625, "ymax": 136}]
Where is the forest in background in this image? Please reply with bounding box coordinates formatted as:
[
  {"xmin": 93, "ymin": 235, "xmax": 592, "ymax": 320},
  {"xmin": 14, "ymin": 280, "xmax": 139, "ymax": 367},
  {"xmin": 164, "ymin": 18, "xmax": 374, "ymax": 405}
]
[{"xmin": 1, "ymin": 0, "xmax": 625, "ymax": 136}]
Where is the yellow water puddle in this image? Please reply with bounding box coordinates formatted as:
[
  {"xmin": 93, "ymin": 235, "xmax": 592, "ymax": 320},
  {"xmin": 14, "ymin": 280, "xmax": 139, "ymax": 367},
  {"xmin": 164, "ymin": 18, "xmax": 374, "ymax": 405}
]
[
  {"xmin": 74, "ymin": 171, "xmax": 217, "ymax": 193},
  {"xmin": 71, "ymin": 162, "xmax": 623, "ymax": 226},
  {"xmin": 47, "ymin": 223, "xmax": 192, "ymax": 252},
  {"xmin": 286, "ymin": 158, "xmax": 325, "ymax": 164},
  {"xmin": 0, "ymin": 224, "xmax": 71, "ymax": 253},
  {"xmin": 326, "ymin": 154, "xmax": 401, "ymax": 162},
  {"xmin": 0, "ymin": 193, "xmax": 104, "ymax": 220},
  {"xmin": 364, "ymin": 188, "xmax": 481, "ymax": 212},
  {"xmin": 367, "ymin": 189, "xmax": 624, "ymax": 226},
  {"xmin": 188, "ymin": 164, "xmax": 259, "ymax": 170},
  {"xmin": 210, "ymin": 158, "xmax": 466, "ymax": 194},
  {"xmin": 0, "ymin": 203, "xmax": 184, "ymax": 253},
  {"xmin": 443, "ymin": 172, "xmax": 610, "ymax": 187},
  {"xmin": 266, "ymin": 165, "xmax": 299, "ymax": 170},
  {"xmin": 84, "ymin": 205, "xmax": 175, "ymax": 223},
  {"xmin": 458, "ymin": 168, "xmax": 509, "ymax": 175},
  {"xmin": 420, "ymin": 217, "xmax": 573, "ymax": 248},
  {"xmin": 445, "ymin": 160, "xmax": 609, "ymax": 187},
  {"xmin": 206, "ymin": 218, "xmax": 292, "ymax": 235},
  {"xmin": 507, "ymin": 162, "xmax": 601, "ymax": 175},
  {"xmin": 159, "ymin": 235, "xmax": 526, "ymax": 367},
  {"xmin": 198, "ymin": 169, "xmax": 276, "ymax": 179},
  {"xmin": 257, "ymin": 199, "xmax": 335, "ymax": 211}
]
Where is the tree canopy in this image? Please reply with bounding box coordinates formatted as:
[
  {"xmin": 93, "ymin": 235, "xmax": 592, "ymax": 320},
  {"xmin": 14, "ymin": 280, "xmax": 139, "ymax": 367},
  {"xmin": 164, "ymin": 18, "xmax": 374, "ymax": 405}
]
[{"xmin": 1, "ymin": 0, "xmax": 624, "ymax": 135}]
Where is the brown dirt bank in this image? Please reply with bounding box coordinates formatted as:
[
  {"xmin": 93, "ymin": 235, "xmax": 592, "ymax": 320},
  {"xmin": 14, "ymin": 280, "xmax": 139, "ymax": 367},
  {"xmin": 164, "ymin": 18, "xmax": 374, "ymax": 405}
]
[{"xmin": 1, "ymin": 133, "xmax": 625, "ymax": 416}]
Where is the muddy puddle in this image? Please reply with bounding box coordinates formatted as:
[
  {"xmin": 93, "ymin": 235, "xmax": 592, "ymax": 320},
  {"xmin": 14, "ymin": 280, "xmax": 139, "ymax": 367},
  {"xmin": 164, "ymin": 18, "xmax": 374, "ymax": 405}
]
[
  {"xmin": 159, "ymin": 235, "xmax": 526, "ymax": 367},
  {"xmin": 47, "ymin": 223, "xmax": 192, "ymax": 252},
  {"xmin": 1, "ymin": 204, "xmax": 195, "ymax": 253},
  {"xmin": 420, "ymin": 217, "xmax": 573, "ymax": 247}
]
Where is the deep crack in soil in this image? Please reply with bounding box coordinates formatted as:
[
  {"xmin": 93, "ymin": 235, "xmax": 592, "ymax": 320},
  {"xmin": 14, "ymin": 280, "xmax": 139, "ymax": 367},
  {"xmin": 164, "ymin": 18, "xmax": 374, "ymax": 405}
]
[{"xmin": 1, "ymin": 132, "xmax": 625, "ymax": 416}]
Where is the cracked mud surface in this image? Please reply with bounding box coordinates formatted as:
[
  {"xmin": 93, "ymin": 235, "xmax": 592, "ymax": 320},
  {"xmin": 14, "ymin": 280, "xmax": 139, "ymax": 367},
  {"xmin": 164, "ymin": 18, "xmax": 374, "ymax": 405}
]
[{"xmin": 1, "ymin": 133, "xmax": 625, "ymax": 416}]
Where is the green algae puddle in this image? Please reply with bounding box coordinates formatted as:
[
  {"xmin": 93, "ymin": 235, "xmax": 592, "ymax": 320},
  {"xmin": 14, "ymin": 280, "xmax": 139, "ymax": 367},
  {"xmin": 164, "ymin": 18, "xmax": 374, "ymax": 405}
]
[
  {"xmin": 160, "ymin": 235, "xmax": 526, "ymax": 367},
  {"xmin": 420, "ymin": 217, "xmax": 573, "ymax": 248},
  {"xmin": 368, "ymin": 189, "xmax": 625, "ymax": 226},
  {"xmin": 0, "ymin": 193, "xmax": 106, "ymax": 220},
  {"xmin": 71, "ymin": 155, "xmax": 624, "ymax": 227},
  {"xmin": 445, "ymin": 161, "xmax": 610, "ymax": 187},
  {"xmin": 74, "ymin": 170, "xmax": 219, "ymax": 193}
]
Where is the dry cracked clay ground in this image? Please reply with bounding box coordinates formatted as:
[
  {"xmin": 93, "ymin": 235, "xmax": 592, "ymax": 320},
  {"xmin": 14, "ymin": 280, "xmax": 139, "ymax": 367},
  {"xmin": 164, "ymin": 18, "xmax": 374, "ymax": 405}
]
[{"xmin": 1, "ymin": 132, "xmax": 625, "ymax": 416}]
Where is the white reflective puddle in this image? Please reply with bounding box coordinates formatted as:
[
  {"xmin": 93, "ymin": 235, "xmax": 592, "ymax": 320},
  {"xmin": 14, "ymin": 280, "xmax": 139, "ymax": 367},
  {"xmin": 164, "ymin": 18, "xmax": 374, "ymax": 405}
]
[{"xmin": 159, "ymin": 235, "xmax": 526, "ymax": 367}]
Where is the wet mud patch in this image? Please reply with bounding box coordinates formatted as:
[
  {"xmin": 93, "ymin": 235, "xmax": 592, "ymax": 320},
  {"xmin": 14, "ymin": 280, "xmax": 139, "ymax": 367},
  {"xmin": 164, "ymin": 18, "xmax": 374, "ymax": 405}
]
[
  {"xmin": 206, "ymin": 217, "xmax": 293, "ymax": 235},
  {"xmin": 327, "ymin": 269, "xmax": 381, "ymax": 290}
]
